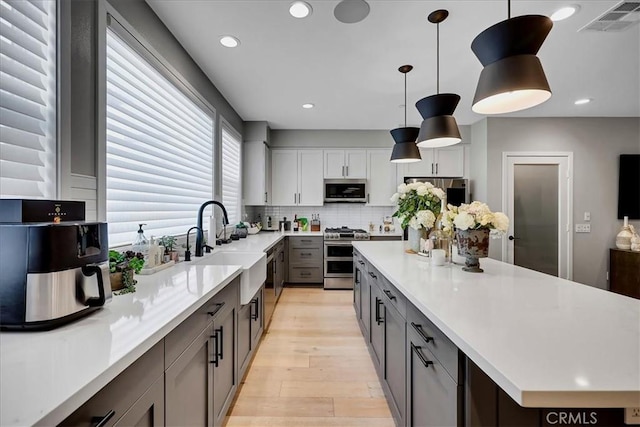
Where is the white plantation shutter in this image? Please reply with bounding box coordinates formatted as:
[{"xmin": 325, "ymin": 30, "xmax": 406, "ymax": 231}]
[
  {"xmin": 0, "ymin": 0, "xmax": 56, "ymax": 199},
  {"xmin": 106, "ymin": 25, "xmax": 214, "ymax": 246},
  {"xmin": 221, "ymin": 122, "xmax": 241, "ymax": 225}
]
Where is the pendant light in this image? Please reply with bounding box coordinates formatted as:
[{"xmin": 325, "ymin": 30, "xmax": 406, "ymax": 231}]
[
  {"xmin": 415, "ymin": 10, "xmax": 462, "ymax": 148},
  {"xmin": 471, "ymin": 0, "xmax": 553, "ymax": 114},
  {"xmin": 390, "ymin": 65, "xmax": 421, "ymax": 163}
]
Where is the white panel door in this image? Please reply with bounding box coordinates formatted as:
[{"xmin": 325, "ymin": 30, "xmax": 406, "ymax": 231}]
[
  {"xmin": 367, "ymin": 149, "xmax": 396, "ymax": 206},
  {"xmin": 271, "ymin": 150, "xmax": 298, "ymax": 206},
  {"xmin": 298, "ymin": 150, "xmax": 324, "ymax": 206},
  {"xmin": 435, "ymin": 146, "xmax": 464, "ymax": 177},
  {"xmin": 324, "ymin": 150, "xmax": 345, "ymax": 178},
  {"xmin": 345, "ymin": 150, "xmax": 367, "ymax": 178}
]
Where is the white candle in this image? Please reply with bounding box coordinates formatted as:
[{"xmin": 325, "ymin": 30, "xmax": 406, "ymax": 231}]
[{"xmin": 431, "ymin": 249, "xmax": 446, "ymax": 266}]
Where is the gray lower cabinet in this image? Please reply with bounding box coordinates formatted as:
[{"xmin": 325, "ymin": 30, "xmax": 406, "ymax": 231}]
[
  {"xmin": 406, "ymin": 325, "xmax": 462, "ymax": 427},
  {"xmin": 238, "ymin": 286, "xmax": 264, "ymax": 380},
  {"xmin": 165, "ymin": 326, "xmax": 215, "ymax": 426},
  {"xmin": 212, "ymin": 300, "xmax": 237, "ymax": 427},
  {"xmin": 60, "ymin": 341, "xmax": 164, "ymax": 427},
  {"xmin": 288, "ymin": 236, "xmax": 323, "ymax": 284},
  {"xmin": 115, "ymin": 375, "xmax": 164, "ymax": 427},
  {"xmin": 383, "ymin": 297, "xmax": 406, "ymax": 426}
]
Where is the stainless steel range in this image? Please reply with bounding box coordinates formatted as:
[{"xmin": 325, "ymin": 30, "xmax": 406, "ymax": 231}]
[{"xmin": 324, "ymin": 227, "xmax": 370, "ymax": 290}]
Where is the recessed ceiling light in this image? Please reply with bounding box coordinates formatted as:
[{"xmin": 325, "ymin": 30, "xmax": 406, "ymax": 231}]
[
  {"xmin": 219, "ymin": 35, "xmax": 240, "ymax": 48},
  {"xmin": 574, "ymin": 98, "xmax": 592, "ymax": 105},
  {"xmin": 551, "ymin": 5, "xmax": 579, "ymax": 22},
  {"xmin": 302, "ymin": 103, "xmax": 315, "ymax": 109},
  {"xmin": 289, "ymin": 1, "xmax": 312, "ymax": 18}
]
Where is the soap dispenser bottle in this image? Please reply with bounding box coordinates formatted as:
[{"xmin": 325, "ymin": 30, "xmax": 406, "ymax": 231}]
[{"xmin": 132, "ymin": 223, "xmax": 150, "ymax": 264}]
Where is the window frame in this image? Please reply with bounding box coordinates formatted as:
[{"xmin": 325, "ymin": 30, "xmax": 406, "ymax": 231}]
[
  {"xmin": 97, "ymin": 2, "xmax": 217, "ymax": 246},
  {"xmin": 220, "ymin": 117, "xmax": 243, "ymax": 225}
]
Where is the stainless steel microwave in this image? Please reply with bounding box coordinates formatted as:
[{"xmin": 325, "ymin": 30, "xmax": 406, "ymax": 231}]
[{"xmin": 324, "ymin": 179, "xmax": 367, "ymax": 203}]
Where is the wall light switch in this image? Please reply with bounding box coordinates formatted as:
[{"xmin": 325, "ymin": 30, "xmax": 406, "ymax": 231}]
[
  {"xmin": 584, "ymin": 212, "xmax": 591, "ymax": 221},
  {"xmin": 575, "ymin": 224, "xmax": 591, "ymax": 233}
]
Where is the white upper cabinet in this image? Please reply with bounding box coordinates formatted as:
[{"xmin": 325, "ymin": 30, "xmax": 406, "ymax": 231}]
[
  {"xmin": 324, "ymin": 150, "xmax": 367, "ymax": 178},
  {"xmin": 401, "ymin": 146, "xmax": 464, "ymax": 178},
  {"xmin": 271, "ymin": 149, "xmax": 324, "ymax": 207},
  {"xmin": 243, "ymin": 141, "xmax": 271, "ymax": 205},
  {"xmin": 271, "ymin": 150, "xmax": 298, "ymax": 206},
  {"xmin": 298, "ymin": 150, "xmax": 324, "ymax": 206},
  {"xmin": 366, "ymin": 149, "xmax": 396, "ymax": 206}
]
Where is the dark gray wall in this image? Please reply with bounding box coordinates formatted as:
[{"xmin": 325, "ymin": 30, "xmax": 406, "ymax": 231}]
[{"xmin": 69, "ymin": 0, "xmax": 97, "ymax": 176}]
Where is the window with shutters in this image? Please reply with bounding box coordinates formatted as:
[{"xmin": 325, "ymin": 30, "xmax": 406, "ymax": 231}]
[
  {"xmin": 105, "ymin": 23, "xmax": 214, "ymax": 247},
  {"xmin": 0, "ymin": 0, "xmax": 57, "ymax": 199},
  {"xmin": 221, "ymin": 121, "xmax": 241, "ymax": 225}
]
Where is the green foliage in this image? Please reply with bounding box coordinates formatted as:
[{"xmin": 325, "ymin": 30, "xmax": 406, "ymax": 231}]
[
  {"xmin": 158, "ymin": 235, "xmax": 177, "ymax": 252},
  {"xmin": 109, "ymin": 250, "xmax": 145, "ymax": 274}
]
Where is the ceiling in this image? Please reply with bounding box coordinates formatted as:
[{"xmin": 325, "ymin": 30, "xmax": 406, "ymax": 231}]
[{"xmin": 146, "ymin": 0, "xmax": 640, "ymax": 130}]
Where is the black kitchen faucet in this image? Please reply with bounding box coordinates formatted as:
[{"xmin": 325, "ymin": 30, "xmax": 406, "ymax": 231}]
[{"xmin": 195, "ymin": 200, "xmax": 229, "ymax": 257}]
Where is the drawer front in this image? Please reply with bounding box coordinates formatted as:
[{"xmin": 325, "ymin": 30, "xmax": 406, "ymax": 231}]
[
  {"xmin": 288, "ymin": 265, "xmax": 323, "ymax": 283},
  {"xmin": 407, "ymin": 327, "xmax": 462, "ymax": 427},
  {"xmin": 60, "ymin": 341, "xmax": 164, "ymax": 427},
  {"xmin": 379, "ymin": 275, "xmax": 406, "ymax": 318},
  {"xmin": 166, "ymin": 277, "xmax": 239, "ymax": 368},
  {"xmin": 288, "ymin": 236, "xmax": 323, "ymax": 249},
  {"xmin": 289, "ymin": 247, "xmax": 322, "ymax": 265},
  {"xmin": 407, "ymin": 302, "xmax": 459, "ymax": 383}
]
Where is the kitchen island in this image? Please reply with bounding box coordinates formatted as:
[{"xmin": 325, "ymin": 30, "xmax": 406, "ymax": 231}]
[{"xmin": 352, "ymin": 241, "xmax": 639, "ymax": 425}]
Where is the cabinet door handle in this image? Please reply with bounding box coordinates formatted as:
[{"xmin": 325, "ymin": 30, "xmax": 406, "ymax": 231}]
[
  {"xmin": 358, "ymin": 260, "xmax": 365, "ymax": 265},
  {"xmin": 265, "ymin": 192, "xmax": 268, "ymax": 203},
  {"xmin": 431, "ymin": 163, "xmax": 434, "ymax": 174},
  {"xmin": 207, "ymin": 302, "xmax": 225, "ymax": 318},
  {"xmin": 91, "ymin": 410, "xmax": 116, "ymax": 427},
  {"xmin": 411, "ymin": 343, "xmax": 434, "ymax": 368},
  {"xmin": 436, "ymin": 163, "xmax": 438, "ymax": 175},
  {"xmin": 411, "ymin": 322, "xmax": 434, "ymax": 344},
  {"xmin": 367, "ymin": 193, "xmax": 370, "ymax": 203},
  {"xmin": 383, "ymin": 289, "xmax": 396, "ymax": 301},
  {"xmin": 210, "ymin": 331, "xmax": 219, "ymax": 366},
  {"xmin": 368, "ymin": 271, "xmax": 377, "ymax": 279},
  {"xmin": 217, "ymin": 326, "xmax": 224, "ymax": 360},
  {"xmin": 346, "ymin": 165, "xmax": 349, "ymax": 176},
  {"xmin": 301, "ymin": 239, "xmax": 313, "ymax": 243},
  {"xmin": 342, "ymin": 165, "xmax": 345, "ymax": 177},
  {"xmin": 375, "ymin": 297, "xmax": 384, "ymax": 325},
  {"xmin": 251, "ymin": 298, "xmax": 259, "ymax": 320}
]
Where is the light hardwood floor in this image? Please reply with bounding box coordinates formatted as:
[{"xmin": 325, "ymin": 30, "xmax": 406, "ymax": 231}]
[{"xmin": 226, "ymin": 287, "xmax": 394, "ymax": 427}]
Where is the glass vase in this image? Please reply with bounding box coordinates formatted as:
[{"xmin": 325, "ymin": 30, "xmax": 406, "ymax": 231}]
[{"xmin": 407, "ymin": 227, "xmax": 429, "ymax": 253}]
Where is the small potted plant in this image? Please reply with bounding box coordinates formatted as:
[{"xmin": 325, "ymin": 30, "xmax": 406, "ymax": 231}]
[
  {"xmin": 109, "ymin": 250, "xmax": 145, "ymax": 294},
  {"xmin": 158, "ymin": 235, "xmax": 179, "ymax": 263}
]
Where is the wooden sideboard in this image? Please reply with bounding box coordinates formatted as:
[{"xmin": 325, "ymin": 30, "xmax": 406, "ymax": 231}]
[{"xmin": 609, "ymin": 248, "xmax": 640, "ymax": 299}]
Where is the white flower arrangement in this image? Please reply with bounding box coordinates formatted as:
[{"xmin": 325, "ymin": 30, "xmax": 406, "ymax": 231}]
[
  {"xmin": 391, "ymin": 182, "xmax": 445, "ymax": 230},
  {"xmin": 442, "ymin": 201, "xmax": 509, "ymax": 237}
]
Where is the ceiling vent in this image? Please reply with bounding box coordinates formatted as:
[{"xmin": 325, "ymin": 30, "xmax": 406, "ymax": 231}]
[{"xmin": 579, "ymin": 1, "xmax": 640, "ymax": 32}]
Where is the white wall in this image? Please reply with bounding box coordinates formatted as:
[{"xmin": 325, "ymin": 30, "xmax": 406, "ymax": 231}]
[{"xmin": 481, "ymin": 117, "xmax": 640, "ymax": 289}]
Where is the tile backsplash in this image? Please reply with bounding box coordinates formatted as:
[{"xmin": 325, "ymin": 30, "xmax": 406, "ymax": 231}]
[{"xmin": 245, "ymin": 204, "xmax": 398, "ymax": 231}]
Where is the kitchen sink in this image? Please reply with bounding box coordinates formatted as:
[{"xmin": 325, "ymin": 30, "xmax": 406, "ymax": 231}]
[{"xmin": 196, "ymin": 251, "xmax": 266, "ymax": 305}]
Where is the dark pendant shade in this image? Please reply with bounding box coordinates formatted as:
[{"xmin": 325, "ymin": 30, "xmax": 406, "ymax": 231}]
[
  {"xmin": 390, "ymin": 127, "xmax": 421, "ymax": 163},
  {"xmin": 415, "ymin": 93, "xmax": 462, "ymax": 147},
  {"xmin": 416, "ymin": 116, "xmax": 461, "ymax": 148},
  {"xmin": 471, "ymin": 15, "xmax": 553, "ymax": 114}
]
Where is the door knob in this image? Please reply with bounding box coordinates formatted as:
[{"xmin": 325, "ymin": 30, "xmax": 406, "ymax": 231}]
[{"xmin": 508, "ymin": 235, "xmax": 519, "ymax": 241}]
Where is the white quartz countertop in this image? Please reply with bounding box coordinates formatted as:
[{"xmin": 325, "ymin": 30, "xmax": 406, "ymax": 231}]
[
  {"xmin": 0, "ymin": 260, "xmax": 242, "ymax": 427},
  {"xmin": 352, "ymin": 241, "xmax": 640, "ymax": 408},
  {"xmin": 0, "ymin": 230, "xmax": 323, "ymax": 426}
]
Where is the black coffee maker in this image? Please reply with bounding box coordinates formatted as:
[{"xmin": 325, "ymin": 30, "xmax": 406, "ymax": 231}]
[{"xmin": 0, "ymin": 200, "xmax": 112, "ymax": 330}]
